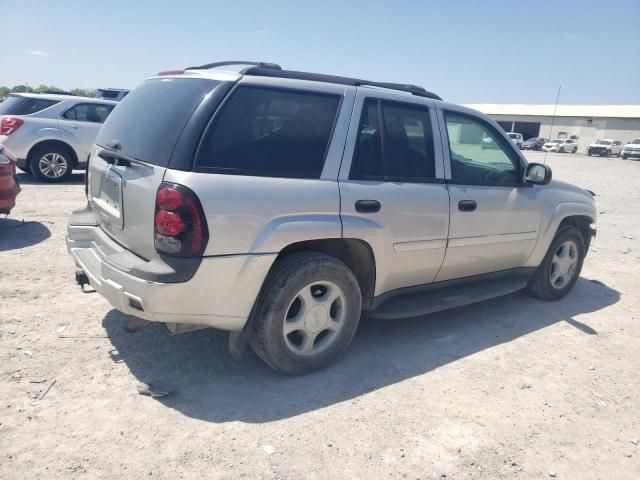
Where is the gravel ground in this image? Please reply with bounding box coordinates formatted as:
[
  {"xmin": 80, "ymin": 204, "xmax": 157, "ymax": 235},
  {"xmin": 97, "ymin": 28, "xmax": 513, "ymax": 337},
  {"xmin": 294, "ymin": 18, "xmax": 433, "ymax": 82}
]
[{"xmin": 1, "ymin": 152, "xmax": 639, "ymax": 479}]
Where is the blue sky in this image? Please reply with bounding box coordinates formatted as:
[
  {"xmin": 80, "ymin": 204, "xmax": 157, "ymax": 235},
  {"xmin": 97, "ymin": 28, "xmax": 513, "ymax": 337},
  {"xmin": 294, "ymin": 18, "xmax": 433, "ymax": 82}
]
[{"xmin": 0, "ymin": 0, "xmax": 638, "ymax": 104}]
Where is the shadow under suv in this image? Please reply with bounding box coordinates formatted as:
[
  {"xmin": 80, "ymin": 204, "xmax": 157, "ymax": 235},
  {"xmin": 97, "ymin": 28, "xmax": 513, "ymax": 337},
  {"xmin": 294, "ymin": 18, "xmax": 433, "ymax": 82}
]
[{"xmin": 67, "ymin": 61, "xmax": 597, "ymax": 374}]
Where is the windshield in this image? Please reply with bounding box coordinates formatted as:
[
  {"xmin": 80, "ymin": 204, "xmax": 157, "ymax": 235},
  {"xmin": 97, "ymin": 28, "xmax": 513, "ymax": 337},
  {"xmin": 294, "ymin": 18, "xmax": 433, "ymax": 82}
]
[
  {"xmin": 631, "ymin": 139, "xmax": 640, "ymax": 144},
  {"xmin": 595, "ymin": 139, "xmax": 612, "ymax": 145}
]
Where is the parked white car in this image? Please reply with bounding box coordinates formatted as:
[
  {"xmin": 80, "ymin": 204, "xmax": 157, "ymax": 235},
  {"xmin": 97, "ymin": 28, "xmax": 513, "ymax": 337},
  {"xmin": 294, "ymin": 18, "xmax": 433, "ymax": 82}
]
[
  {"xmin": 621, "ymin": 138, "xmax": 640, "ymax": 159},
  {"xmin": 0, "ymin": 93, "xmax": 117, "ymax": 182},
  {"xmin": 587, "ymin": 139, "xmax": 622, "ymax": 157},
  {"xmin": 542, "ymin": 139, "xmax": 578, "ymax": 153},
  {"xmin": 506, "ymin": 132, "xmax": 524, "ymax": 149}
]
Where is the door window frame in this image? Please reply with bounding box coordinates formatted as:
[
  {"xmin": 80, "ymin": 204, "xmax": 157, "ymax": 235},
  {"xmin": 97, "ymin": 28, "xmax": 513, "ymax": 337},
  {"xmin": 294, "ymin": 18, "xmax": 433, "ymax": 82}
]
[
  {"xmin": 437, "ymin": 106, "xmax": 528, "ymax": 188},
  {"xmin": 338, "ymin": 88, "xmax": 446, "ymax": 182}
]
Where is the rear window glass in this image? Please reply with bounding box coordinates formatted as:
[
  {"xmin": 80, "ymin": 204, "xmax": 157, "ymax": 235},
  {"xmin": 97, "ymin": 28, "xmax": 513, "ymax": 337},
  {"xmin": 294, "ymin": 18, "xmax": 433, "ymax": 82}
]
[
  {"xmin": 0, "ymin": 96, "xmax": 60, "ymax": 115},
  {"xmin": 95, "ymin": 78, "xmax": 218, "ymax": 166},
  {"xmin": 197, "ymin": 86, "xmax": 341, "ymax": 178}
]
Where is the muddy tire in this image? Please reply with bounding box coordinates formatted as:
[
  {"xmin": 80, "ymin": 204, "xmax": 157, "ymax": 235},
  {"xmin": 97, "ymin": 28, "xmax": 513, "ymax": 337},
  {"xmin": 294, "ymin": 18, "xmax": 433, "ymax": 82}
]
[{"xmin": 249, "ymin": 252, "xmax": 362, "ymax": 375}]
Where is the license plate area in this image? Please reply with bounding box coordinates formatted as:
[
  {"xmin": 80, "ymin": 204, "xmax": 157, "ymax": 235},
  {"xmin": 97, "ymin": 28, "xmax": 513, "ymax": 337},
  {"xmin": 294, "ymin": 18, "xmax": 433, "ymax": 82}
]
[{"xmin": 92, "ymin": 166, "xmax": 123, "ymax": 229}]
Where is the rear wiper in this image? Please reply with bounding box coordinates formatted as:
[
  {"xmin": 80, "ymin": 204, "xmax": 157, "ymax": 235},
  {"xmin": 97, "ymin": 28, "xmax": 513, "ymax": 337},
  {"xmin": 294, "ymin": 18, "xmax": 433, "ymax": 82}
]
[{"xmin": 98, "ymin": 151, "xmax": 131, "ymax": 166}]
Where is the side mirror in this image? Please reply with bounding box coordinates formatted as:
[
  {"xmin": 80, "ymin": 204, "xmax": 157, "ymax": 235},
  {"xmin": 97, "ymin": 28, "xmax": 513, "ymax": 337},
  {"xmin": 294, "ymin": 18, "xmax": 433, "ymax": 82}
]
[{"xmin": 525, "ymin": 163, "xmax": 552, "ymax": 185}]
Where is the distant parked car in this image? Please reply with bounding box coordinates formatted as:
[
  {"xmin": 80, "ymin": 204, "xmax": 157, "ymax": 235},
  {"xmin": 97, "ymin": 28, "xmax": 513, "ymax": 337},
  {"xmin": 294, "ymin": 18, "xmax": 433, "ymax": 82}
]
[
  {"xmin": 542, "ymin": 139, "xmax": 578, "ymax": 153},
  {"xmin": 506, "ymin": 132, "xmax": 524, "ymax": 149},
  {"xmin": 521, "ymin": 137, "xmax": 548, "ymax": 151},
  {"xmin": 621, "ymin": 138, "xmax": 640, "ymax": 159},
  {"xmin": 587, "ymin": 139, "xmax": 622, "ymax": 157},
  {"xmin": 0, "ymin": 145, "xmax": 20, "ymax": 214},
  {"xmin": 0, "ymin": 93, "xmax": 117, "ymax": 182},
  {"xmin": 95, "ymin": 88, "xmax": 130, "ymax": 102}
]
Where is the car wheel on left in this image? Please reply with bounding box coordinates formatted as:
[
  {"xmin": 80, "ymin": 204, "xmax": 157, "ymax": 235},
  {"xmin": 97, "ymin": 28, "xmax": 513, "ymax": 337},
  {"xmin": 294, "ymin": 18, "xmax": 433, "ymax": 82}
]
[{"xmin": 29, "ymin": 145, "xmax": 73, "ymax": 183}]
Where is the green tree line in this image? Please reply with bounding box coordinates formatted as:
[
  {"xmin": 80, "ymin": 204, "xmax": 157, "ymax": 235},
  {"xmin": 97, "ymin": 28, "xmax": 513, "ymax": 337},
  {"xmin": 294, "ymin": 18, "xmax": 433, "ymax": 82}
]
[{"xmin": 0, "ymin": 84, "xmax": 96, "ymax": 98}]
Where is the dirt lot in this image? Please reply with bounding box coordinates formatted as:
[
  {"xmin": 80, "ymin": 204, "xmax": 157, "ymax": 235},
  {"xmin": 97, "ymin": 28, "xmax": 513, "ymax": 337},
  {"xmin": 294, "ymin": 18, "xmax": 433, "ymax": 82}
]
[{"xmin": 1, "ymin": 152, "xmax": 639, "ymax": 479}]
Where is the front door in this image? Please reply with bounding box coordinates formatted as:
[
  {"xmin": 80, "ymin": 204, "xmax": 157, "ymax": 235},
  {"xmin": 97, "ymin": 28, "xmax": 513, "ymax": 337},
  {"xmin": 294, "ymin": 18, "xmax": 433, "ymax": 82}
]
[
  {"xmin": 339, "ymin": 89, "xmax": 450, "ymax": 296},
  {"xmin": 435, "ymin": 108, "xmax": 542, "ymax": 282}
]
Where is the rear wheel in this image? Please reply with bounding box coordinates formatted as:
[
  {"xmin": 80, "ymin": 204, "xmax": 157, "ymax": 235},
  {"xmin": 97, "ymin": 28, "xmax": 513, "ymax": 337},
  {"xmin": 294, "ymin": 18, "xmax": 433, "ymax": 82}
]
[
  {"xmin": 29, "ymin": 145, "xmax": 73, "ymax": 183},
  {"xmin": 527, "ymin": 226, "xmax": 585, "ymax": 300},
  {"xmin": 249, "ymin": 252, "xmax": 362, "ymax": 375}
]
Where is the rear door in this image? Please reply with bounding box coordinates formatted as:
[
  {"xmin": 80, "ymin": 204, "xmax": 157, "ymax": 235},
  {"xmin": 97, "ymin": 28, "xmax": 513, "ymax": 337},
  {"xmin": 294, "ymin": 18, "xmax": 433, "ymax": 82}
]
[
  {"xmin": 435, "ymin": 107, "xmax": 541, "ymax": 281},
  {"xmin": 339, "ymin": 89, "xmax": 450, "ymax": 296},
  {"xmin": 59, "ymin": 103, "xmax": 114, "ymax": 164},
  {"xmin": 88, "ymin": 77, "xmax": 222, "ymax": 259}
]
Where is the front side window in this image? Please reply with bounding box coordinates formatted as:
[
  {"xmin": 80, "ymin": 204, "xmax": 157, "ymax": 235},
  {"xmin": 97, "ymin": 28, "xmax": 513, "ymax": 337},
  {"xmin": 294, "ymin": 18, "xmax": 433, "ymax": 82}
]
[
  {"xmin": 444, "ymin": 111, "xmax": 521, "ymax": 186},
  {"xmin": 63, "ymin": 103, "xmax": 113, "ymax": 123},
  {"xmin": 350, "ymin": 98, "xmax": 436, "ymax": 181},
  {"xmin": 197, "ymin": 86, "xmax": 340, "ymax": 178}
]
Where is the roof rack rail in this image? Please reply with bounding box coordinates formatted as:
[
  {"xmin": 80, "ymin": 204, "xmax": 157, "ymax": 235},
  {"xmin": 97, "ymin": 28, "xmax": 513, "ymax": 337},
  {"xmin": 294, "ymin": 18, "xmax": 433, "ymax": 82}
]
[
  {"xmin": 242, "ymin": 67, "xmax": 442, "ymax": 101},
  {"xmin": 185, "ymin": 60, "xmax": 282, "ymax": 71}
]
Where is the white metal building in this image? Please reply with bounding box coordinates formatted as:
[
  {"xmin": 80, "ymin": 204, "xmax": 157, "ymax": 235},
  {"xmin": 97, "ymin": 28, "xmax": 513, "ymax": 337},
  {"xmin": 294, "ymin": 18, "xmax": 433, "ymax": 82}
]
[{"xmin": 464, "ymin": 104, "xmax": 640, "ymax": 152}]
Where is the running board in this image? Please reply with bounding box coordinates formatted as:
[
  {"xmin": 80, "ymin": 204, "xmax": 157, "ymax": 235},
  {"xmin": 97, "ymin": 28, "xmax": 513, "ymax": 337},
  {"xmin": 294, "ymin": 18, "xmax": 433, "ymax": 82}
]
[{"xmin": 367, "ymin": 275, "xmax": 529, "ymax": 320}]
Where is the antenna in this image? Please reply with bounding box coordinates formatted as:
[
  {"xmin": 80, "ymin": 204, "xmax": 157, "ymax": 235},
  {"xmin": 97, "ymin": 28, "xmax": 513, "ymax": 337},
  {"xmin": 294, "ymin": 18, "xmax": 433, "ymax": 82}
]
[{"xmin": 544, "ymin": 84, "xmax": 562, "ymax": 164}]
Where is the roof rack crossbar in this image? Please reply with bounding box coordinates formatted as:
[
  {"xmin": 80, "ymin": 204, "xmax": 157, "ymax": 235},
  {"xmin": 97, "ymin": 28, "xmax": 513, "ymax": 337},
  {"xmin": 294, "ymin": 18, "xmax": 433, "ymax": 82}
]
[
  {"xmin": 242, "ymin": 67, "xmax": 442, "ymax": 100},
  {"xmin": 185, "ymin": 60, "xmax": 282, "ymax": 71}
]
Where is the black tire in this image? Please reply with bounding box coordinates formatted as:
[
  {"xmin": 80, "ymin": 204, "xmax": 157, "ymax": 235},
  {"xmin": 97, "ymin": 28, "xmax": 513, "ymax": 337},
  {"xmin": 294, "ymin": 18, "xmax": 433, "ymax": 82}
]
[
  {"xmin": 29, "ymin": 144, "xmax": 74, "ymax": 183},
  {"xmin": 527, "ymin": 226, "xmax": 585, "ymax": 301},
  {"xmin": 16, "ymin": 165, "xmax": 32, "ymax": 174},
  {"xmin": 572, "ymin": 147, "xmax": 577, "ymax": 153},
  {"xmin": 559, "ymin": 147, "xmax": 565, "ymax": 153},
  {"xmin": 249, "ymin": 252, "xmax": 362, "ymax": 375},
  {"xmin": 587, "ymin": 151, "xmax": 591, "ymax": 156},
  {"xmin": 622, "ymin": 155, "xmax": 628, "ymax": 159}
]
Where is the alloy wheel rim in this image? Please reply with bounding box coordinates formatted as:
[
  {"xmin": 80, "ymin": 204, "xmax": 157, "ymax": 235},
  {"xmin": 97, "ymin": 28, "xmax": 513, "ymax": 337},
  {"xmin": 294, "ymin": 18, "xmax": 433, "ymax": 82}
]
[
  {"xmin": 282, "ymin": 280, "xmax": 347, "ymax": 356},
  {"xmin": 550, "ymin": 240, "xmax": 578, "ymax": 290},
  {"xmin": 39, "ymin": 153, "xmax": 68, "ymax": 178}
]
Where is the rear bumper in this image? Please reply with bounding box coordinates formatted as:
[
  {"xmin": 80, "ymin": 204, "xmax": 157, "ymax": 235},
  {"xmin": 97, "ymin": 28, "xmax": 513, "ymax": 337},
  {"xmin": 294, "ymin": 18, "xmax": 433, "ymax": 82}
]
[{"xmin": 66, "ymin": 207, "xmax": 276, "ymax": 331}]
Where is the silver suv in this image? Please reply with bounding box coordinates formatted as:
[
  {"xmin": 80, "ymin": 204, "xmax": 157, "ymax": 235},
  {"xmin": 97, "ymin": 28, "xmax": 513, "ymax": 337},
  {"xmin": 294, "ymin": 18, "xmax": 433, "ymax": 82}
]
[
  {"xmin": 0, "ymin": 93, "xmax": 117, "ymax": 182},
  {"xmin": 67, "ymin": 61, "xmax": 597, "ymax": 374}
]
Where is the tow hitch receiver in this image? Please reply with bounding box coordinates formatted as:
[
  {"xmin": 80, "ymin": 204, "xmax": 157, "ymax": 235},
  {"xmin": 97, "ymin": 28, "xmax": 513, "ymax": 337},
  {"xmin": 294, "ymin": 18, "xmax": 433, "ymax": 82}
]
[{"xmin": 75, "ymin": 270, "xmax": 95, "ymax": 293}]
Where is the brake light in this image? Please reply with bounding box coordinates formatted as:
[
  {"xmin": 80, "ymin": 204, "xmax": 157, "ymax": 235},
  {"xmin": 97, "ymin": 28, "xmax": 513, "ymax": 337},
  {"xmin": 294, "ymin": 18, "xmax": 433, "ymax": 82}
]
[
  {"xmin": 154, "ymin": 183, "xmax": 208, "ymax": 257},
  {"xmin": 1, "ymin": 117, "xmax": 24, "ymax": 135}
]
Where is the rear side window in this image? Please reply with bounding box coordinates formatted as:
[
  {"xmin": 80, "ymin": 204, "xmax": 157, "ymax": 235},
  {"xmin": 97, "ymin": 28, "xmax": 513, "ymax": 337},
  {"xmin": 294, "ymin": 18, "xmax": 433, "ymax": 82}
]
[
  {"xmin": 0, "ymin": 96, "xmax": 59, "ymax": 115},
  {"xmin": 197, "ymin": 86, "xmax": 341, "ymax": 178},
  {"xmin": 95, "ymin": 78, "xmax": 219, "ymax": 167},
  {"xmin": 350, "ymin": 98, "xmax": 436, "ymax": 181},
  {"xmin": 62, "ymin": 103, "xmax": 114, "ymax": 123}
]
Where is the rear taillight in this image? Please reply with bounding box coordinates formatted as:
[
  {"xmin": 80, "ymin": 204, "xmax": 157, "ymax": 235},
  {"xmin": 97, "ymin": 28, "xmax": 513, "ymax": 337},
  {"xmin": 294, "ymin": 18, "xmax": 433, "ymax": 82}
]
[
  {"xmin": 154, "ymin": 183, "xmax": 208, "ymax": 257},
  {"xmin": 1, "ymin": 117, "xmax": 24, "ymax": 135}
]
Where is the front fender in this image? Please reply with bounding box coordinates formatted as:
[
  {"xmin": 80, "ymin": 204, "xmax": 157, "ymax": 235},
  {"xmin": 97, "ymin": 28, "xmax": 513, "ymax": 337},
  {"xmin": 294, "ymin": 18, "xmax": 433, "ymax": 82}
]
[{"xmin": 524, "ymin": 201, "xmax": 596, "ymax": 267}]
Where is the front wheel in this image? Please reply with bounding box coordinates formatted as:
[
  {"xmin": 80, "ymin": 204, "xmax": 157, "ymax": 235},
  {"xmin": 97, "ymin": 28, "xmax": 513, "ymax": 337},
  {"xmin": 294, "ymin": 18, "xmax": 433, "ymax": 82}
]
[
  {"xmin": 572, "ymin": 147, "xmax": 577, "ymax": 153},
  {"xmin": 527, "ymin": 226, "xmax": 585, "ymax": 301},
  {"xmin": 559, "ymin": 147, "xmax": 565, "ymax": 153},
  {"xmin": 249, "ymin": 252, "xmax": 362, "ymax": 375}
]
